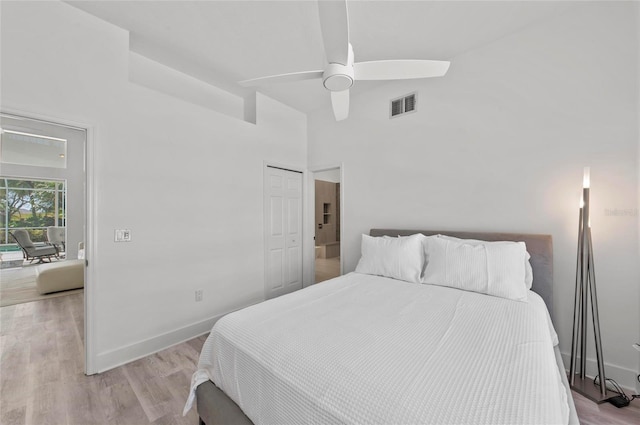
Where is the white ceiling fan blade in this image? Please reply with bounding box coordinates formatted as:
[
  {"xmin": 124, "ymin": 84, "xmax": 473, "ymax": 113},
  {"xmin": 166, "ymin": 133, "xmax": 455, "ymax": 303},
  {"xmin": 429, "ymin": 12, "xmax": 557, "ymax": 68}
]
[
  {"xmin": 238, "ymin": 70, "xmax": 323, "ymax": 87},
  {"xmin": 330, "ymin": 89, "xmax": 349, "ymax": 121},
  {"xmin": 317, "ymin": 0, "xmax": 350, "ymax": 65},
  {"xmin": 353, "ymin": 60, "xmax": 450, "ymax": 81}
]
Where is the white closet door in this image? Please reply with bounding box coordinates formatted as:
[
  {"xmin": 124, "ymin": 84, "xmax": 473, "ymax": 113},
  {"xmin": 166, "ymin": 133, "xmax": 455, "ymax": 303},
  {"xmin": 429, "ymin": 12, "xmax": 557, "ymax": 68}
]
[{"xmin": 265, "ymin": 166, "xmax": 303, "ymax": 299}]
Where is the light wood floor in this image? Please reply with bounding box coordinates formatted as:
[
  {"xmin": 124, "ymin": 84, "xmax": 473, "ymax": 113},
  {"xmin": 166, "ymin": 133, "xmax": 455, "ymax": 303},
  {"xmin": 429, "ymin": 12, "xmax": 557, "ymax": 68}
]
[
  {"xmin": 573, "ymin": 389, "xmax": 640, "ymax": 424},
  {"xmin": 0, "ymin": 293, "xmax": 205, "ymax": 425},
  {"xmin": 1, "ymin": 292, "xmax": 638, "ymax": 424},
  {"xmin": 315, "ymin": 256, "xmax": 340, "ymax": 283}
]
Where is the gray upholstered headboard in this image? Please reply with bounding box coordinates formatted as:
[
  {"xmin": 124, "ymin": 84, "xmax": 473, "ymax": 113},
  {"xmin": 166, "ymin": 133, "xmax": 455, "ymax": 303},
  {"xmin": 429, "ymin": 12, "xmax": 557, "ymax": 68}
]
[{"xmin": 370, "ymin": 229, "xmax": 554, "ymax": 320}]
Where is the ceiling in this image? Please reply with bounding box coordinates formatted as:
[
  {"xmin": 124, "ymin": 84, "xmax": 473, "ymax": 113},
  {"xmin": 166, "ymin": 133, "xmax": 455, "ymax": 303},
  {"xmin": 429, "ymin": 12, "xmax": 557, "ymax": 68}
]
[{"xmin": 66, "ymin": 1, "xmax": 573, "ymax": 114}]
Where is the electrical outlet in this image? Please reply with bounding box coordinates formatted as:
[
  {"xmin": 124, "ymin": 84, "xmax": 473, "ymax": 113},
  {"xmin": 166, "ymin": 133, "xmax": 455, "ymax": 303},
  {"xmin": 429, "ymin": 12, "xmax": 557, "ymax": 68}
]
[
  {"xmin": 114, "ymin": 229, "xmax": 131, "ymax": 242},
  {"xmin": 195, "ymin": 289, "xmax": 203, "ymax": 302}
]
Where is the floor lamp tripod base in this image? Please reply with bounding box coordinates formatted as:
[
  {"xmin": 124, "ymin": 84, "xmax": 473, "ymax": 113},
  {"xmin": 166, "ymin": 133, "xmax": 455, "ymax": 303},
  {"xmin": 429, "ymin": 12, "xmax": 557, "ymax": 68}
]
[{"xmin": 569, "ymin": 375, "xmax": 615, "ymax": 404}]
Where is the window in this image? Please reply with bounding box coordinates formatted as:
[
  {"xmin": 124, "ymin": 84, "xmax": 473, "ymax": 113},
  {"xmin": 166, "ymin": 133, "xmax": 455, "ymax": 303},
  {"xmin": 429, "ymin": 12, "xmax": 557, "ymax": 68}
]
[{"xmin": 0, "ymin": 178, "xmax": 66, "ymax": 245}]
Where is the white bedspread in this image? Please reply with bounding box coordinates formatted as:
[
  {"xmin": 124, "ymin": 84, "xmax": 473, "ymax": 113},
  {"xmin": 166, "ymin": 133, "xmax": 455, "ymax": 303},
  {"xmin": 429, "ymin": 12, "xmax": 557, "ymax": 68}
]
[{"xmin": 185, "ymin": 272, "xmax": 568, "ymax": 424}]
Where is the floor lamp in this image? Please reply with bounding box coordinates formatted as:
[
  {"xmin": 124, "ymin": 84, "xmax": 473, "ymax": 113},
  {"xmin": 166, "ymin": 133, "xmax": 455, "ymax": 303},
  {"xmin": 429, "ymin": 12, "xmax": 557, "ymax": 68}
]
[{"xmin": 569, "ymin": 167, "xmax": 612, "ymax": 403}]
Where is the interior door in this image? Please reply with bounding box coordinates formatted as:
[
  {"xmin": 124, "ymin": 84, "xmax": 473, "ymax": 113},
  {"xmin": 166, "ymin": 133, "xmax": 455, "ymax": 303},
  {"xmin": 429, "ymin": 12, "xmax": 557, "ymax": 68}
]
[{"xmin": 265, "ymin": 166, "xmax": 303, "ymax": 299}]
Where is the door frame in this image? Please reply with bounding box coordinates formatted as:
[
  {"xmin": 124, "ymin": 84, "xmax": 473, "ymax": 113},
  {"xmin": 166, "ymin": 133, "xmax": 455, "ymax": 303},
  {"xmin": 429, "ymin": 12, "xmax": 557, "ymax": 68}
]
[
  {"xmin": 308, "ymin": 163, "xmax": 344, "ymax": 284},
  {"xmin": 263, "ymin": 161, "xmax": 308, "ymax": 298},
  {"xmin": 1, "ymin": 107, "xmax": 97, "ymax": 375}
]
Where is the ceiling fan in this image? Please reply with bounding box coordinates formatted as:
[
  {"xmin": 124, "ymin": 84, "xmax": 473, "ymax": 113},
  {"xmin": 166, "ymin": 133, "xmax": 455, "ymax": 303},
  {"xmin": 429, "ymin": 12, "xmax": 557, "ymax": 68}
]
[{"xmin": 239, "ymin": 0, "xmax": 450, "ymax": 121}]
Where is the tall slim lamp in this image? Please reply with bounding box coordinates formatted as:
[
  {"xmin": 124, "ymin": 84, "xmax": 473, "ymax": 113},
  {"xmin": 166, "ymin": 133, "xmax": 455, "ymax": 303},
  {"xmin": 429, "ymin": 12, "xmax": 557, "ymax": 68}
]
[{"xmin": 569, "ymin": 167, "xmax": 612, "ymax": 403}]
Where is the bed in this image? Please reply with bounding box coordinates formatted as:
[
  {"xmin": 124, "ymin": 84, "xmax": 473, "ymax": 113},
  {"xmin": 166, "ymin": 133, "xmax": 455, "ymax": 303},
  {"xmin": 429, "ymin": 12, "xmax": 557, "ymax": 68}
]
[{"xmin": 185, "ymin": 229, "xmax": 579, "ymax": 425}]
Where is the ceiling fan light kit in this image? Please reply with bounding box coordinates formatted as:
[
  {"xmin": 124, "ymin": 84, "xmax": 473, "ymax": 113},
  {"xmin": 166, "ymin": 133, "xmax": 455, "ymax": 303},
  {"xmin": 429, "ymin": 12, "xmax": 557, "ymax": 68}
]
[
  {"xmin": 239, "ymin": 0, "xmax": 450, "ymax": 121},
  {"xmin": 323, "ymin": 63, "xmax": 354, "ymax": 92}
]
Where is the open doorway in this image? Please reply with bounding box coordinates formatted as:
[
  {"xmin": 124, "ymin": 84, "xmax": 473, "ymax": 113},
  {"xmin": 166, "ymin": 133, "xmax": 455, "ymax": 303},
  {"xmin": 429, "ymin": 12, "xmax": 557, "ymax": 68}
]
[
  {"xmin": 1, "ymin": 114, "xmax": 86, "ymax": 297},
  {"xmin": 0, "ymin": 112, "xmax": 88, "ymax": 361},
  {"xmin": 313, "ymin": 167, "xmax": 342, "ymax": 283}
]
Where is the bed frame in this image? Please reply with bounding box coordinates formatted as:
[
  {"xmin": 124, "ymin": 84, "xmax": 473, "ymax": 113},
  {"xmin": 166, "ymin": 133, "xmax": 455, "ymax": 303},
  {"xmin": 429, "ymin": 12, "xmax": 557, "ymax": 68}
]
[{"xmin": 196, "ymin": 229, "xmax": 578, "ymax": 425}]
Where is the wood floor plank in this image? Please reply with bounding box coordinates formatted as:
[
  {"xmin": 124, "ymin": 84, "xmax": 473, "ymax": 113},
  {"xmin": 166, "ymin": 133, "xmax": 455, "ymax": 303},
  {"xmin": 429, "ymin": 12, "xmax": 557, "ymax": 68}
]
[
  {"xmin": 122, "ymin": 359, "xmax": 178, "ymax": 422},
  {"xmin": 0, "ymin": 304, "xmax": 17, "ymax": 333},
  {"xmin": 0, "ymin": 377, "xmax": 29, "ymax": 419},
  {"xmin": 28, "ymin": 329, "xmax": 59, "ymax": 364},
  {"xmin": 151, "ymin": 411, "xmax": 197, "ymax": 425},
  {"xmin": 0, "ymin": 334, "xmax": 28, "ymax": 372},
  {"xmin": 27, "ymin": 381, "xmax": 69, "ymax": 425},
  {"xmin": 163, "ymin": 369, "xmax": 196, "ymax": 411},
  {"xmin": 62, "ymin": 379, "xmax": 109, "ymax": 425},
  {"xmin": 91, "ymin": 364, "xmax": 129, "ymax": 391},
  {"xmin": 7, "ymin": 314, "xmax": 34, "ymax": 334},
  {"xmin": 315, "ymin": 256, "xmax": 340, "ymax": 283},
  {"xmin": 13, "ymin": 300, "xmax": 36, "ymax": 318},
  {"xmin": 144, "ymin": 347, "xmax": 185, "ymax": 379},
  {"xmin": 573, "ymin": 391, "xmax": 640, "ymax": 424},
  {"xmin": 185, "ymin": 334, "xmax": 208, "ymax": 353},
  {"xmin": 28, "ymin": 357, "xmax": 62, "ymax": 387},
  {"xmin": 0, "ymin": 405, "xmax": 26, "ymax": 425},
  {"xmin": 98, "ymin": 381, "xmax": 148, "ymax": 425},
  {"xmin": 59, "ymin": 357, "xmax": 86, "ymax": 384},
  {"xmin": 56, "ymin": 327, "xmax": 83, "ymax": 363},
  {"xmin": 1, "ymin": 339, "xmax": 31, "ymax": 413}
]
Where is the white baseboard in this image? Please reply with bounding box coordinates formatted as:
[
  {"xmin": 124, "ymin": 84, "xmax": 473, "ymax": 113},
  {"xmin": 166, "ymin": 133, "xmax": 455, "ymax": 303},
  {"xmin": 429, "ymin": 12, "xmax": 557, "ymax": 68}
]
[
  {"xmin": 560, "ymin": 351, "xmax": 639, "ymax": 393},
  {"xmin": 95, "ymin": 301, "xmax": 260, "ymax": 373},
  {"xmin": 95, "ymin": 315, "xmax": 219, "ymax": 373}
]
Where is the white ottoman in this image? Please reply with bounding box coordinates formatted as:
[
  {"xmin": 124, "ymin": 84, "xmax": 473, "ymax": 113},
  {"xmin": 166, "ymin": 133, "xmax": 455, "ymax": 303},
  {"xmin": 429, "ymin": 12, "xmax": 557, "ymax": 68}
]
[{"xmin": 36, "ymin": 259, "xmax": 84, "ymax": 294}]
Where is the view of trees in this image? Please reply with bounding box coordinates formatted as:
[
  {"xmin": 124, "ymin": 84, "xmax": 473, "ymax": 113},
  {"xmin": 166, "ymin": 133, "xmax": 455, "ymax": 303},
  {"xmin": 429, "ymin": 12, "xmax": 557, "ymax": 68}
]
[{"xmin": 0, "ymin": 178, "xmax": 66, "ymax": 245}]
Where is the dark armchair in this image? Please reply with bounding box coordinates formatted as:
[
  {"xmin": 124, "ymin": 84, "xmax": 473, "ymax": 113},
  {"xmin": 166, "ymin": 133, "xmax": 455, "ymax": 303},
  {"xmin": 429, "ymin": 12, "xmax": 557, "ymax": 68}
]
[{"xmin": 10, "ymin": 230, "xmax": 59, "ymax": 263}]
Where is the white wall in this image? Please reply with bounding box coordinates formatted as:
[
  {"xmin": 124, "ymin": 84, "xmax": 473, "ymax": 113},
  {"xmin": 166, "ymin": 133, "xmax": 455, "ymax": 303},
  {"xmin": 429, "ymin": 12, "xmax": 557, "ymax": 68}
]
[
  {"xmin": 309, "ymin": 2, "xmax": 639, "ymax": 389},
  {"xmin": 1, "ymin": 1, "xmax": 307, "ymax": 371},
  {"xmin": 314, "ymin": 168, "xmax": 341, "ymax": 183}
]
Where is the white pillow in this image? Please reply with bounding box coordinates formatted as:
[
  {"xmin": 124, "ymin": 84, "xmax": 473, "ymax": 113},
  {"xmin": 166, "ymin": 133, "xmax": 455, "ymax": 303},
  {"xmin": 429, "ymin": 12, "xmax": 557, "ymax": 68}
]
[
  {"xmin": 422, "ymin": 236, "xmax": 528, "ymax": 302},
  {"xmin": 436, "ymin": 235, "xmax": 534, "ymax": 290},
  {"xmin": 355, "ymin": 233, "xmax": 425, "ymax": 283}
]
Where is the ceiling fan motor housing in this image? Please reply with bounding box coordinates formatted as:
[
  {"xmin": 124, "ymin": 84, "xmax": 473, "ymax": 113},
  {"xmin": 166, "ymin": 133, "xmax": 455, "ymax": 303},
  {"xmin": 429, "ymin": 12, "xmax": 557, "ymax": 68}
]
[{"xmin": 323, "ymin": 63, "xmax": 354, "ymax": 91}]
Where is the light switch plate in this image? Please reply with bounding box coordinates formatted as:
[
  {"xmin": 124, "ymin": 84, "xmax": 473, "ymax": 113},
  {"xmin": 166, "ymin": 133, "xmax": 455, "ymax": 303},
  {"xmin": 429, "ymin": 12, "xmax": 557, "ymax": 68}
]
[{"xmin": 115, "ymin": 229, "xmax": 131, "ymax": 242}]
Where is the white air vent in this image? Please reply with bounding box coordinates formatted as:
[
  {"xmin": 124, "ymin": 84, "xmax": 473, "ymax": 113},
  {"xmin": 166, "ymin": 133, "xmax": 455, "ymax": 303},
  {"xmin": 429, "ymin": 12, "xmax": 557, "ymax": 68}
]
[
  {"xmin": 391, "ymin": 99, "xmax": 404, "ymax": 117},
  {"xmin": 390, "ymin": 93, "xmax": 417, "ymax": 118}
]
